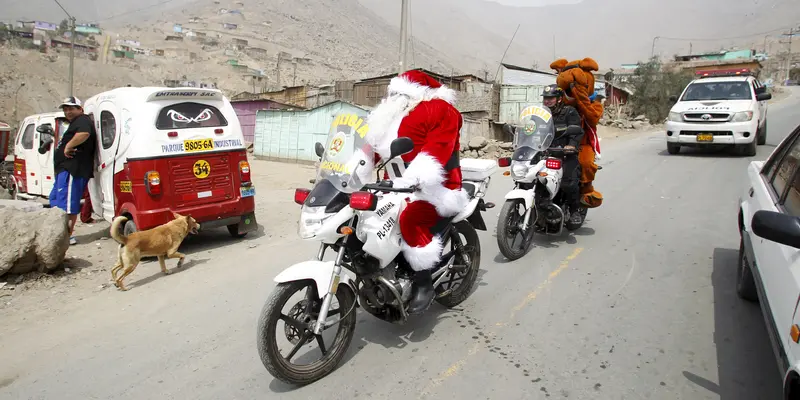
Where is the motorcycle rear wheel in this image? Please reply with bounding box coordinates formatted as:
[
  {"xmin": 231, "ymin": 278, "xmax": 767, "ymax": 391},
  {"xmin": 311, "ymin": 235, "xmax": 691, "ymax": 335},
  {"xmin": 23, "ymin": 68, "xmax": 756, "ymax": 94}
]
[
  {"xmin": 496, "ymin": 199, "xmax": 535, "ymax": 260},
  {"xmin": 256, "ymin": 280, "xmax": 357, "ymax": 386},
  {"xmin": 436, "ymin": 220, "xmax": 481, "ymax": 308}
]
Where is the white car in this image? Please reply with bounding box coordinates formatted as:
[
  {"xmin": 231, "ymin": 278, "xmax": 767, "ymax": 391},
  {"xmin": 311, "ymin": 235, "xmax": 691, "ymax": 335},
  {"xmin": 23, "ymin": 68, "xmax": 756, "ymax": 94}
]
[
  {"xmin": 666, "ymin": 69, "xmax": 772, "ymax": 156},
  {"xmin": 738, "ymin": 122, "xmax": 800, "ymax": 396}
]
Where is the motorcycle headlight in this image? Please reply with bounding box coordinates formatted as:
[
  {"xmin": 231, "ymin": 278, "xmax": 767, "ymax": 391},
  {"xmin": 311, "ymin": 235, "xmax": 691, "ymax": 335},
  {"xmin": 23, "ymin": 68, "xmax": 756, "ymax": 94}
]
[
  {"xmin": 510, "ymin": 162, "xmax": 529, "ymax": 180},
  {"xmin": 668, "ymin": 112, "xmax": 682, "ymax": 122},
  {"xmin": 731, "ymin": 111, "xmax": 753, "ymax": 122},
  {"xmin": 298, "ymin": 206, "xmax": 333, "ymax": 239}
]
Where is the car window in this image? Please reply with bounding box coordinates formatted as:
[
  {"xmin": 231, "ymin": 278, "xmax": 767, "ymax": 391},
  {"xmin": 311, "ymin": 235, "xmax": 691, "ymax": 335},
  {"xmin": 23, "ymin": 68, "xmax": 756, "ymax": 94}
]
[
  {"xmin": 20, "ymin": 124, "xmax": 35, "ymax": 150},
  {"xmin": 773, "ymin": 138, "xmax": 800, "ymax": 202},
  {"xmin": 681, "ymin": 81, "xmax": 752, "ymax": 101},
  {"xmin": 784, "ymin": 169, "xmax": 800, "ymax": 217},
  {"xmin": 100, "ymin": 111, "xmax": 117, "ymax": 150},
  {"xmin": 155, "ymin": 102, "xmax": 228, "ymax": 130},
  {"xmin": 763, "ymin": 127, "xmax": 800, "ymax": 183}
]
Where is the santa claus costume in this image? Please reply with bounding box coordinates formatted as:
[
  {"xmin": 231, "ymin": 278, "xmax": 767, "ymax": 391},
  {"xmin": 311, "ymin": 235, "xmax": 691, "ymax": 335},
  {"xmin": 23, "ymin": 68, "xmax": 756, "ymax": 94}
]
[{"xmin": 363, "ymin": 70, "xmax": 469, "ymax": 314}]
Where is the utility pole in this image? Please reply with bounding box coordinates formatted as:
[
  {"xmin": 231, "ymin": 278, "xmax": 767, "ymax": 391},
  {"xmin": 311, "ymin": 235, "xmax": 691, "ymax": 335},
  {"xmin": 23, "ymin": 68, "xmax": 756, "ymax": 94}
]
[
  {"xmin": 651, "ymin": 36, "xmax": 659, "ymax": 59},
  {"xmin": 54, "ymin": 0, "xmax": 75, "ymax": 97},
  {"xmin": 399, "ymin": 0, "xmax": 409, "ymax": 73},
  {"xmin": 785, "ymin": 28, "xmax": 794, "ymax": 83}
]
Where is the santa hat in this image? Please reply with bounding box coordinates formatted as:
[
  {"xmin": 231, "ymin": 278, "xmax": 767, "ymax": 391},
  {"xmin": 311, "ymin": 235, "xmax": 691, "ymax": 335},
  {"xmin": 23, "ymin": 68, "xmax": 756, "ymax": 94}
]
[{"xmin": 386, "ymin": 70, "xmax": 456, "ymax": 105}]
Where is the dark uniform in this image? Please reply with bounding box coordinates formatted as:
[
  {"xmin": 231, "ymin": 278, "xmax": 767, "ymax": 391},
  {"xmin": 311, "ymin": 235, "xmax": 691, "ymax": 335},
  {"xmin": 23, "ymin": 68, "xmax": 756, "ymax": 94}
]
[{"xmin": 550, "ymin": 101, "xmax": 584, "ymax": 216}]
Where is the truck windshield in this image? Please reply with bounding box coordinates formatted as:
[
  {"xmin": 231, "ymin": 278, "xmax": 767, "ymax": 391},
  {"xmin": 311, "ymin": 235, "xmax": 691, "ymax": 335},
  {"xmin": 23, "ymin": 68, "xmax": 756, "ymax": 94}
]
[
  {"xmin": 681, "ymin": 81, "xmax": 752, "ymax": 101},
  {"xmin": 155, "ymin": 102, "xmax": 228, "ymax": 130}
]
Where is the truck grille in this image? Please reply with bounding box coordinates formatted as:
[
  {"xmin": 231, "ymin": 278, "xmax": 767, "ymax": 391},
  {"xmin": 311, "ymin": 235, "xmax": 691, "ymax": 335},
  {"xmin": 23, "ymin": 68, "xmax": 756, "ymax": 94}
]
[{"xmin": 682, "ymin": 113, "xmax": 731, "ymax": 123}]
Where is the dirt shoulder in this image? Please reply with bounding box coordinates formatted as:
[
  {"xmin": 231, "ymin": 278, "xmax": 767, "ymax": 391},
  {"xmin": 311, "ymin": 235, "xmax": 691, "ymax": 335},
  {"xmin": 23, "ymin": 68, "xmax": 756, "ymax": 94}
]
[{"xmin": 0, "ymin": 157, "xmax": 317, "ymax": 315}]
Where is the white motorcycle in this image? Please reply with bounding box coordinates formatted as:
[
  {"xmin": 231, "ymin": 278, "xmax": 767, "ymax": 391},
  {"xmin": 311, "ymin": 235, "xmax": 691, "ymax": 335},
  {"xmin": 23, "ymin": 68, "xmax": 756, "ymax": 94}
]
[
  {"xmin": 495, "ymin": 105, "xmax": 587, "ymax": 260},
  {"xmin": 256, "ymin": 117, "xmax": 496, "ymax": 385}
]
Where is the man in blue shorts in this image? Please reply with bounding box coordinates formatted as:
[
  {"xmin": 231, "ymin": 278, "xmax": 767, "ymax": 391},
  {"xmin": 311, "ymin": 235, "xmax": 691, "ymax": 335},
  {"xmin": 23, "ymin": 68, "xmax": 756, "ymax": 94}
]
[{"xmin": 50, "ymin": 97, "xmax": 97, "ymax": 245}]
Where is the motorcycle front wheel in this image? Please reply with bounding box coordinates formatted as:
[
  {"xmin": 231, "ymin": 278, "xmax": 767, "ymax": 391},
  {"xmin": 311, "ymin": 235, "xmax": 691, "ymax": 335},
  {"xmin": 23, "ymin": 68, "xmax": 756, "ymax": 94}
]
[
  {"xmin": 256, "ymin": 280, "xmax": 357, "ymax": 386},
  {"xmin": 496, "ymin": 199, "xmax": 535, "ymax": 260}
]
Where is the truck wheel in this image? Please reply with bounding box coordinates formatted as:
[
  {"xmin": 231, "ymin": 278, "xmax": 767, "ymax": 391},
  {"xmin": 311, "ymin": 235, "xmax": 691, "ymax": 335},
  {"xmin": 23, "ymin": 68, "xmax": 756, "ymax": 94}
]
[
  {"xmin": 757, "ymin": 120, "xmax": 767, "ymax": 145},
  {"xmin": 228, "ymin": 224, "xmax": 248, "ymax": 238},
  {"xmin": 667, "ymin": 143, "xmax": 680, "ymax": 155},
  {"xmin": 739, "ymin": 139, "xmax": 757, "ymax": 157}
]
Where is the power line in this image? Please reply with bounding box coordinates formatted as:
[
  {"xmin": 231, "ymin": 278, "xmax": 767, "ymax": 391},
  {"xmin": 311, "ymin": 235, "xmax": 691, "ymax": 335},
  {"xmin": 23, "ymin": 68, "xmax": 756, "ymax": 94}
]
[{"xmin": 657, "ymin": 24, "xmax": 800, "ymax": 42}]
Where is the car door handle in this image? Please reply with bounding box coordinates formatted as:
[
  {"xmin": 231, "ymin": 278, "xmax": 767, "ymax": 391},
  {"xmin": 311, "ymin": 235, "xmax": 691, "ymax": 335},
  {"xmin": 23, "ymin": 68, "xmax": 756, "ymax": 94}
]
[{"xmin": 749, "ymin": 187, "xmax": 754, "ymax": 198}]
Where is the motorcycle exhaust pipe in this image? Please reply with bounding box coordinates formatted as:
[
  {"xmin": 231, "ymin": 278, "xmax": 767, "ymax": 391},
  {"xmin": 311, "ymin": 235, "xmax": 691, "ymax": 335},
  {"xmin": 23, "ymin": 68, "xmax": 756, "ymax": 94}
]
[{"xmin": 377, "ymin": 276, "xmax": 408, "ymax": 320}]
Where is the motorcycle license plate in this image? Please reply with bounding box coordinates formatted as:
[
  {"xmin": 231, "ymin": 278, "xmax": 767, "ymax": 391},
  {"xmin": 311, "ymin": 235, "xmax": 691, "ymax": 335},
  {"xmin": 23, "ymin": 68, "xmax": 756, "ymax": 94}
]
[
  {"xmin": 240, "ymin": 186, "xmax": 255, "ymax": 198},
  {"xmin": 696, "ymin": 134, "xmax": 713, "ymax": 142}
]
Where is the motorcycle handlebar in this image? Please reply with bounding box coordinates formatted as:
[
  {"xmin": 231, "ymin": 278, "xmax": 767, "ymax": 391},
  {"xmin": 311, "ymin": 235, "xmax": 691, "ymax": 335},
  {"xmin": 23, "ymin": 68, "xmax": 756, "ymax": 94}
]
[{"xmin": 362, "ymin": 181, "xmax": 416, "ymax": 193}]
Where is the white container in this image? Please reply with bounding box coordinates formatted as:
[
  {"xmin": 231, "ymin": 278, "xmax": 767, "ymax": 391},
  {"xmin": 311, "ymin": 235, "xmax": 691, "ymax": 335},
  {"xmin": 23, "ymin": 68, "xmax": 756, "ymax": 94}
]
[{"xmin": 460, "ymin": 158, "xmax": 498, "ymax": 181}]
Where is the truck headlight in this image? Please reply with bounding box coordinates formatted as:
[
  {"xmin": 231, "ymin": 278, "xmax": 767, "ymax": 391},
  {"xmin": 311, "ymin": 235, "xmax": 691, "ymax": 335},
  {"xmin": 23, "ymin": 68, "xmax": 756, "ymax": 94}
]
[
  {"xmin": 668, "ymin": 112, "xmax": 682, "ymax": 122},
  {"xmin": 731, "ymin": 111, "xmax": 754, "ymax": 122}
]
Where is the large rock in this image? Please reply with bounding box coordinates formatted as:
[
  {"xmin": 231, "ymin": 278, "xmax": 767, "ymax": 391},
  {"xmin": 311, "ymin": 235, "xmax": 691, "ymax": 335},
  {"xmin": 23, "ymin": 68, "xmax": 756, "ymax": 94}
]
[
  {"xmin": 468, "ymin": 136, "xmax": 488, "ymax": 150},
  {"xmin": 633, "ymin": 114, "xmax": 647, "ymax": 121},
  {"xmin": 632, "ymin": 121, "xmax": 649, "ymax": 130},
  {"xmin": 499, "ymin": 141, "xmax": 514, "ymax": 150},
  {"xmin": 0, "ymin": 205, "xmax": 70, "ymax": 276}
]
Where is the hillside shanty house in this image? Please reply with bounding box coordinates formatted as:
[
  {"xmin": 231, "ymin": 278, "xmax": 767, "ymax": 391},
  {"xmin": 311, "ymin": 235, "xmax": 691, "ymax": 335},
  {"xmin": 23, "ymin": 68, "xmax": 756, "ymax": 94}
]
[
  {"xmin": 253, "ymin": 101, "xmax": 369, "ymax": 163},
  {"xmin": 230, "ymin": 98, "xmax": 303, "ymax": 143}
]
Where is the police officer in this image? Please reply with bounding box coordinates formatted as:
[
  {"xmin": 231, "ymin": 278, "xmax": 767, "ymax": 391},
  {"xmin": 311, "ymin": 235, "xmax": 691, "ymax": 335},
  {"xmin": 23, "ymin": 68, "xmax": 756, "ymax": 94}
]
[{"xmin": 541, "ymin": 84, "xmax": 584, "ymax": 225}]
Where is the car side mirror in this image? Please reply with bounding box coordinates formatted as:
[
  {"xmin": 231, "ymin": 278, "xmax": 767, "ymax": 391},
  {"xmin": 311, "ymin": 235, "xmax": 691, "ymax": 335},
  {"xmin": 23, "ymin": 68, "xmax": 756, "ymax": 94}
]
[
  {"xmin": 314, "ymin": 142, "xmax": 325, "ymax": 158},
  {"xmin": 565, "ymin": 126, "xmax": 583, "ymax": 136},
  {"xmin": 755, "ymin": 86, "xmax": 767, "ymax": 94},
  {"xmin": 752, "ymin": 210, "xmax": 800, "ymax": 249},
  {"xmin": 502, "ymin": 123, "xmax": 515, "ymax": 137},
  {"xmin": 756, "ymin": 92, "xmax": 772, "ymax": 102},
  {"xmin": 669, "ymin": 95, "xmax": 678, "ymax": 102},
  {"xmin": 389, "ymin": 137, "xmax": 414, "ymax": 159}
]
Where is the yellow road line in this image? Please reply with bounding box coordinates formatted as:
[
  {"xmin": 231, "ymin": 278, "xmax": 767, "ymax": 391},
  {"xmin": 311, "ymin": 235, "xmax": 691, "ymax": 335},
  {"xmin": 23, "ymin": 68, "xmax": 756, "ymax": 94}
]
[{"xmin": 419, "ymin": 247, "xmax": 584, "ymax": 398}]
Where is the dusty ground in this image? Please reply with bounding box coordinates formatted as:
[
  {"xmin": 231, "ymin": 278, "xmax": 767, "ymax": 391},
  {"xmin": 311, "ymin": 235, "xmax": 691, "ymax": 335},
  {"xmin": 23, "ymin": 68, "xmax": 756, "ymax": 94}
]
[{"xmin": 0, "ymin": 156, "xmax": 317, "ymax": 315}]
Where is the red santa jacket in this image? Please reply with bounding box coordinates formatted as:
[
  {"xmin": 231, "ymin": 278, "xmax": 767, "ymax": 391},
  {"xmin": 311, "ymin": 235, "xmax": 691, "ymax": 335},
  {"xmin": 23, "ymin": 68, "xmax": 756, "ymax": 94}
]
[{"xmin": 363, "ymin": 73, "xmax": 469, "ymax": 217}]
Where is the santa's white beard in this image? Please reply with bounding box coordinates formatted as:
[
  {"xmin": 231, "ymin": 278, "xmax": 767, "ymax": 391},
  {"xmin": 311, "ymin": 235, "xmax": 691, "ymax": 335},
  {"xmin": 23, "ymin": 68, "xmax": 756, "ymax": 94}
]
[{"xmin": 365, "ymin": 94, "xmax": 418, "ymax": 158}]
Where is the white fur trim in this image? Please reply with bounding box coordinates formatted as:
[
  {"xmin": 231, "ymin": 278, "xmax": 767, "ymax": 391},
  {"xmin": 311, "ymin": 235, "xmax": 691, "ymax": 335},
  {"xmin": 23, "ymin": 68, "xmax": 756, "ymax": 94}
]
[
  {"xmin": 395, "ymin": 152, "xmax": 469, "ymax": 216},
  {"xmin": 402, "ymin": 236, "xmax": 444, "ymax": 271},
  {"xmin": 387, "ymin": 76, "xmax": 457, "ymax": 105},
  {"xmin": 396, "ymin": 152, "xmax": 445, "ymax": 189}
]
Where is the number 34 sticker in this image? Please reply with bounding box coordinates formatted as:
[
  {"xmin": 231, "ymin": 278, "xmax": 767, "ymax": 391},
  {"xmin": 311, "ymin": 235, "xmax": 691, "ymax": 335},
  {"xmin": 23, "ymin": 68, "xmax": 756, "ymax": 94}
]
[{"xmin": 193, "ymin": 160, "xmax": 211, "ymax": 179}]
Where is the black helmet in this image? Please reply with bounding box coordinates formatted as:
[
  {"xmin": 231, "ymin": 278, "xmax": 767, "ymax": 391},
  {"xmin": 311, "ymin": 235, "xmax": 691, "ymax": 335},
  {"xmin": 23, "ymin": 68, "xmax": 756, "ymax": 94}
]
[{"xmin": 542, "ymin": 84, "xmax": 564, "ymax": 98}]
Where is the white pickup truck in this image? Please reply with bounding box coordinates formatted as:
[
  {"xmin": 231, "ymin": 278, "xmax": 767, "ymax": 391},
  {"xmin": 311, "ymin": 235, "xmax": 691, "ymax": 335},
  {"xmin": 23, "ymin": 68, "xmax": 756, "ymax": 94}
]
[{"xmin": 666, "ymin": 68, "xmax": 772, "ymax": 156}]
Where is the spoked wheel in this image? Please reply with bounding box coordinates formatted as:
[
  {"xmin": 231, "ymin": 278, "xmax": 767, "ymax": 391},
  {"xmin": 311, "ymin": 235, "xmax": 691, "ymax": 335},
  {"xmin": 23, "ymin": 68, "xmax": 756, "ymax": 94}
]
[
  {"xmin": 436, "ymin": 220, "xmax": 481, "ymax": 307},
  {"xmin": 496, "ymin": 199, "xmax": 535, "ymax": 260},
  {"xmin": 256, "ymin": 280, "xmax": 357, "ymax": 386}
]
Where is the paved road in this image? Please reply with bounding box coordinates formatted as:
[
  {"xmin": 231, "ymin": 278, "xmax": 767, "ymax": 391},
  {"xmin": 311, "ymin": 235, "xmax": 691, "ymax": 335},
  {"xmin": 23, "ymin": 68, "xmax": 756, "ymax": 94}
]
[{"xmin": 1, "ymin": 88, "xmax": 798, "ymax": 400}]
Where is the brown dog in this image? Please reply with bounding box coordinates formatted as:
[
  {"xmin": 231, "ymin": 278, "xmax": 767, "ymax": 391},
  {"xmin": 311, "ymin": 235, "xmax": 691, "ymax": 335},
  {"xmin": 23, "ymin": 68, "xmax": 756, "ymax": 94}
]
[{"xmin": 109, "ymin": 212, "xmax": 200, "ymax": 291}]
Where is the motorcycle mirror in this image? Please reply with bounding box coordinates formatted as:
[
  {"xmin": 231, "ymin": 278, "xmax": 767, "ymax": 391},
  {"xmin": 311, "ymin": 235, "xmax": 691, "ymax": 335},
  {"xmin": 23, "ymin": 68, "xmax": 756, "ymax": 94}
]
[
  {"xmin": 502, "ymin": 123, "xmax": 515, "ymax": 137},
  {"xmin": 390, "ymin": 137, "xmax": 414, "ymax": 159},
  {"xmin": 565, "ymin": 126, "xmax": 583, "ymax": 136},
  {"xmin": 36, "ymin": 124, "xmax": 54, "ymax": 135},
  {"xmin": 314, "ymin": 142, "xmax": 325, "ymax": 158}
]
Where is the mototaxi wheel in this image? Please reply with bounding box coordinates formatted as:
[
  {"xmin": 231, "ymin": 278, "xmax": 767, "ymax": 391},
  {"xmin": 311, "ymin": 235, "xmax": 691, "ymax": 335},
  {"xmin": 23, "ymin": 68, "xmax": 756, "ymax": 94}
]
[
  {"xmin": 436, "ymin": 220, "xmax": 481, "ymax": 308},
  {"xmin": 256, "ymin": 280, "xmax": 357, "ymax": 386}
]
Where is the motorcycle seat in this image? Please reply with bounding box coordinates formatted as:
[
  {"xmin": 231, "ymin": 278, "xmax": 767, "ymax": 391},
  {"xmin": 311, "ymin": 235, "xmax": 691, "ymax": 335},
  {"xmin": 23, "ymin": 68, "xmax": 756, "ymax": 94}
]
[{"xmin": 462, "ymin": 182, "xmax": 476, "ymax": 198}]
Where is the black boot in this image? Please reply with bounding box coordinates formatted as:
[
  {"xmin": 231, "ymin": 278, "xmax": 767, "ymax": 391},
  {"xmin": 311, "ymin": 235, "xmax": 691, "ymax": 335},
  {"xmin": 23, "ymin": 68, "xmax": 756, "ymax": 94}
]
[{"xmin": 408, "ymin": 269, "xmax": 435, "ymax": 315}]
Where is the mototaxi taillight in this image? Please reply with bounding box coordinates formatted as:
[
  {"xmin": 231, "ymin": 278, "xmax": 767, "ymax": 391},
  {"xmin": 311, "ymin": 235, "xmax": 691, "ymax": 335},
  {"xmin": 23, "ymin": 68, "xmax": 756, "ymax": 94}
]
[
  {"xmin": 145, "ymin": 171, "xmax": 161, "ymax": 195},
  {"xmin": 239, "ymin": 161, "xmax": 251, "ymax": 183},
  {"xmin": 545, "ymin": 158, "xmax": 562, "ymax": 170},
  {"xmin": 294, "ymin": 188, "xmax": 310, "ymax": 205},
  {"xmin": 350, "ymin": 191, "xmax": 378, "ymax": 211}
]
